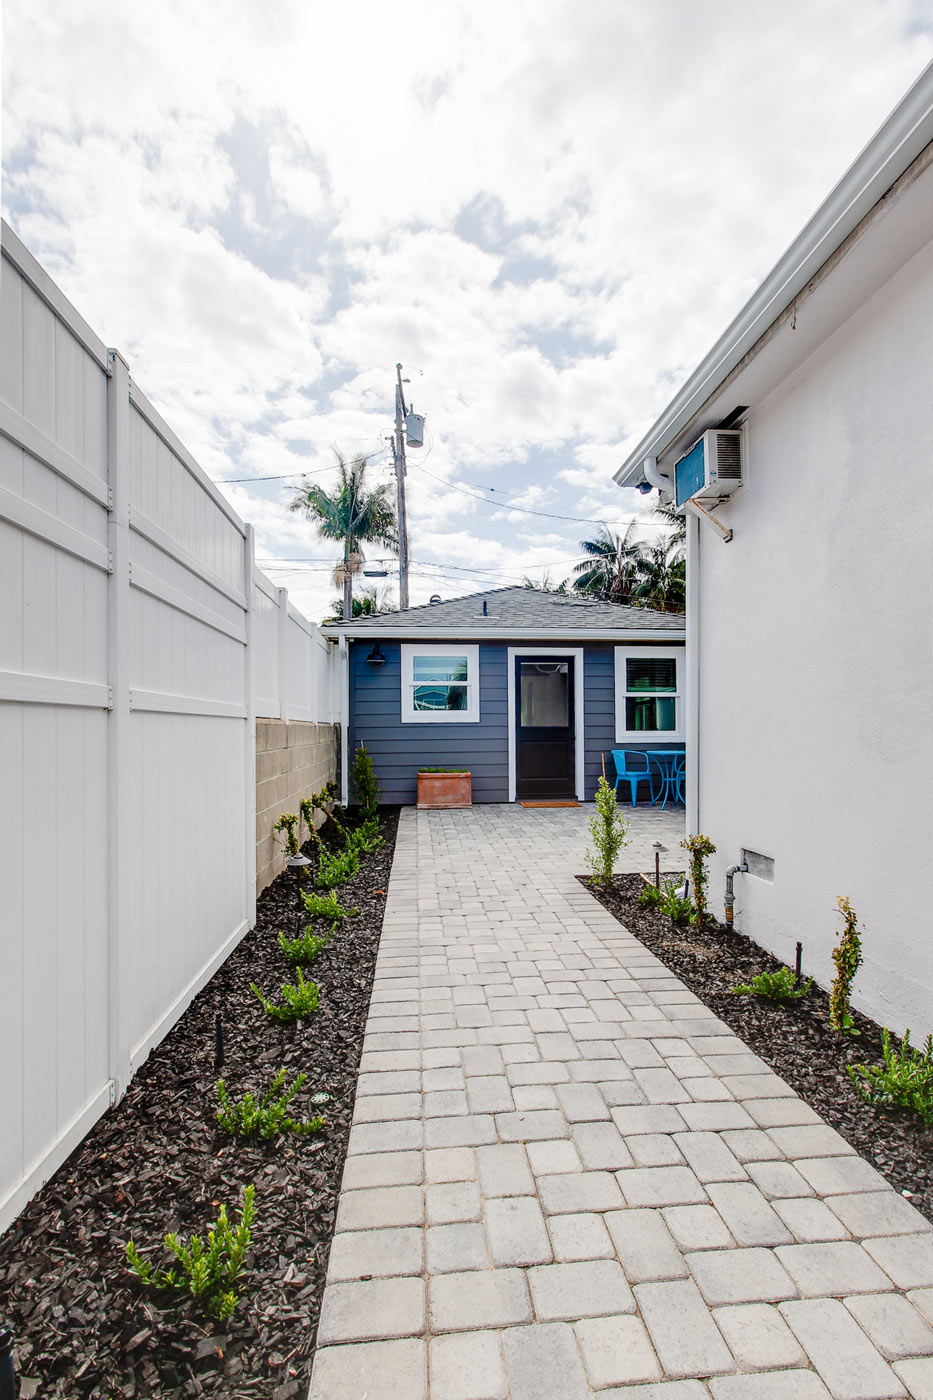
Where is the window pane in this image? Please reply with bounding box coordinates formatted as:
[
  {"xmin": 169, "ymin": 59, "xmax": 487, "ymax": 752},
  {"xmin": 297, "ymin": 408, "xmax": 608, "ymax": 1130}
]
[
  {"xmin": 626, "ymin": 658, "xmax": 676, "ymax": 693},
  {"xmin": 413, "ymin": 654, "xmax": 469, "ymax": 683},
  {"xmin": 413, "ymin": 684, "xmax": 468, "ymax": 711},
  {"xmin": 626, "ymin": 696, "xmax": 676, "ymax": 731},
  {"xmin": 520, "ymin": 662, "xmax": 569, "ymax": 727}
]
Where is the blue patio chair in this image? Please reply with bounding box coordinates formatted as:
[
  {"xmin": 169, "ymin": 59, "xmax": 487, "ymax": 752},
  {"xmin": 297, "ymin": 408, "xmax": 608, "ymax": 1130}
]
[
  {"xmin": 673, "ymin": 751, "xmax": 686, "ymax": 806},
  {"xmin": 611, "ymin": 750, "xmax": 655, "ymax": 807}
]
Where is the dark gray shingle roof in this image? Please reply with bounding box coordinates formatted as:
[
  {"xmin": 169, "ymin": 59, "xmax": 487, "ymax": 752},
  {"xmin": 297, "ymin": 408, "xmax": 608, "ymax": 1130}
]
[{"xmin": 322, "ymin": 586, "xmax": 684, "ymax": 637}]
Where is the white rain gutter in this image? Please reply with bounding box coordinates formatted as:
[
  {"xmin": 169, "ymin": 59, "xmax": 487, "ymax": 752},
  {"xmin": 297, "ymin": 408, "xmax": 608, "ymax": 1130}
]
[
  {"xmin": 615, "ymin": 58, "xmax": 933, "ymax": 487},
  {"xmin": 339, "ymin": 634, "xmax": 350, "ymax": 807},
  {"xmin": 322, "ymin": 626, "xmax": 684, "ymax": 643}
]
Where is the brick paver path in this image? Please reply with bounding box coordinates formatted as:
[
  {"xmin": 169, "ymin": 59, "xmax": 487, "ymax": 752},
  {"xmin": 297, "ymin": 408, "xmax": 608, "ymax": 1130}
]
[{"xmin": 309, "ymin": 805, "xmax": 933, "ymax": 1399}]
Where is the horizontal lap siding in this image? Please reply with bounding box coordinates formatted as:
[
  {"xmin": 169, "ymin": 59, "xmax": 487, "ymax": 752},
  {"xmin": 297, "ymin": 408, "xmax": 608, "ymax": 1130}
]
[
  {"xmin": 585, "ymin": 642, "xmax": 686, "ymax": 796},
  {"xmin": 583, "ymin": 644, "xmax": 616, "ymax": 799},
  {"xmin": 350, "ymin": 640, "xmax": 509, "ymax": 804}
]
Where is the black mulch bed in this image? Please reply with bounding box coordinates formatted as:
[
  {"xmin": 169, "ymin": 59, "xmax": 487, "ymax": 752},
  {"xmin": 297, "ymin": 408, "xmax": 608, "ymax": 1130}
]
[
  {"xmin": 582, "ymin": 871, "xmax": 933, "ymax": 1226},
  {"xmin": 0, "ymin": 808, "xmax": 400, "ymax": 1400}
]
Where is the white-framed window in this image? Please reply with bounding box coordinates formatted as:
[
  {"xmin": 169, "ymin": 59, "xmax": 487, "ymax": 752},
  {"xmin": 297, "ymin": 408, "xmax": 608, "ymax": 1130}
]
[
  {"xmin": 614, "ymin": 647, "xmax": 683, "ymax": 741},
  {"xmin": 401, "ymin": 644, "xmax": 480, "ymax": 723}
]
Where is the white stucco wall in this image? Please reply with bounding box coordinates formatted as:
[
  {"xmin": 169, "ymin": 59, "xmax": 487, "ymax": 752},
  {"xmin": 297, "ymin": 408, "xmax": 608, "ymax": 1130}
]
[{"xmin": 695, "ymin": 234, "xmax": 933, "ymax": 1038}]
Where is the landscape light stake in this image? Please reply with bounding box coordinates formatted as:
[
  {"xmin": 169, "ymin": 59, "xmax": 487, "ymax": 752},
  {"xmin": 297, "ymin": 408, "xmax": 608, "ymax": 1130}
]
[
  {"xmin": 652, "ymin": 842, "xmax": 667, "ymax": 888},
  {"xmin": 214, "ymin": 1010, "xmax": 225, "ymax": 1072},
  {"xmin": 287, "ymin": 852, "xmax": 313, "ymax": 940},
  {"xmin": 0, "ymin": 1325, "xmax": 16, "ymax": 1400},
  {"xmin": 795, "ymin": 942, "xmax": 803, "ymax": 987}
]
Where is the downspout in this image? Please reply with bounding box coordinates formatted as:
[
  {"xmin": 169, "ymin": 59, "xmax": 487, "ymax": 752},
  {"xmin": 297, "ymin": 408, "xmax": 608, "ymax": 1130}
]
[
  {"xmin": 685, "ymin": 511, "xmax": 700, "ymax": 835},
  {"xmin": 339, "ymin": 634, "xmax": 350, "ymax": 808},
  {"xmin": 724, "ymin": 860, "xmax": 748, "ymax": 927}
]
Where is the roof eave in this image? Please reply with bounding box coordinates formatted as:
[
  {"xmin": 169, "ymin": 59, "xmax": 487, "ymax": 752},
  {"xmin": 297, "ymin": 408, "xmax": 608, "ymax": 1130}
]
[
  {"xmin": 614, "ymin": 60, "xmax": 933, "ymax": 489},
  {"xmin": 321, "ymin": 624, "xmax": 684, "ymax": 642}
]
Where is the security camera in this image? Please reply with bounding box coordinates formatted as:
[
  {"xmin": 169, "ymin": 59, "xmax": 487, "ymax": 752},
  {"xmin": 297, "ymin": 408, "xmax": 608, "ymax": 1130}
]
[{"xmin": 635, "ymin": 480, "xmax": 654, "ymax": 495}]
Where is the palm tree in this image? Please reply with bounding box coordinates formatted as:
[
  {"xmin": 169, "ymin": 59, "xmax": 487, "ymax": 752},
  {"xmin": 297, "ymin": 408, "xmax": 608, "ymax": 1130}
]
[
  {"xmin": 325, "ymin": 588, "xmax": 394, "ymax": 623},
  {"xmin": 572, "ymin": 523, "xmax": 645, "ymax": 604},
  {"xmin": 633, "ymin": 536, "xmax": 685, "ymax": 614},
  {"xmin": 289, "ymin": 453, "xmax": 397, "ymax": 619},
  {"xmin": 652, "ymin": 499, "xmax": 686, "ymax": 547}
]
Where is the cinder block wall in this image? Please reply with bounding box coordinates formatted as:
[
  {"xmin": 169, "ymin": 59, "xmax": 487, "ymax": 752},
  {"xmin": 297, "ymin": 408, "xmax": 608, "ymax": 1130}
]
[{"xmin": 256, "ymin": 720, "xmax": 338, "ymax": 894}]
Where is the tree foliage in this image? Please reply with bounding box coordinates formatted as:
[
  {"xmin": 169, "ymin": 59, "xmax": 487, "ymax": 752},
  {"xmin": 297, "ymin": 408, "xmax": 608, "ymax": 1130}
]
[{"xmin": 290, "ymin": 453, "xmax": 397, "ymax": 618}]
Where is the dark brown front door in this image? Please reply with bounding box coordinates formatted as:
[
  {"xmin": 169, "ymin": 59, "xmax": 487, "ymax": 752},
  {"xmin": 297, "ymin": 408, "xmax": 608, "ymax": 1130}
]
[{"xmin": 516, "ymin": 657, "xmax": 575, "ymax": 798}]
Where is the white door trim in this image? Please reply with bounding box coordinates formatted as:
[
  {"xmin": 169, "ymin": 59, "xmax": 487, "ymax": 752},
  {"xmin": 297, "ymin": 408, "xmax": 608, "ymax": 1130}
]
[{"xmin": 507, "ymin": 647, "xmax": 585, "ymax": 802}]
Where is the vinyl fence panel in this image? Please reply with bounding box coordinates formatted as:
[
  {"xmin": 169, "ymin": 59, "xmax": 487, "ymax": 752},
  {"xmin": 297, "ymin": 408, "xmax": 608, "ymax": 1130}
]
[{"xmin": 0, "ymin": 222, "xmax": 338, "ymax": 1233}]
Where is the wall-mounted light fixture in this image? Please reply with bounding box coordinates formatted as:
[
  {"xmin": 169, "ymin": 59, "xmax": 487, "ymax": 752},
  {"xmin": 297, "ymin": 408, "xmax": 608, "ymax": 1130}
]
[{"xmin": 366, "ymin": 644, "xmax": 387, "ymax": 667}]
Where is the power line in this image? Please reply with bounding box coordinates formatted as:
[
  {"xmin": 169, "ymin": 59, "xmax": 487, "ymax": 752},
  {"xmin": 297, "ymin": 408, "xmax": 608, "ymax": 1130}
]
[
  {"xmin": 217, "ymin": 447, "xmax": 389, "ymax": 484},
  {"xmin": 406, "ymin": 461, "xmax": 636, "ymax": 526}
]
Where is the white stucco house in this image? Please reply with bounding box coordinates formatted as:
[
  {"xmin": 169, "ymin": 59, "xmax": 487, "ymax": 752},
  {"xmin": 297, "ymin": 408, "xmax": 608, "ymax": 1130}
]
[{"xmin": 616, "ymin": 61, "xmax": 933, "ymax": 1038}]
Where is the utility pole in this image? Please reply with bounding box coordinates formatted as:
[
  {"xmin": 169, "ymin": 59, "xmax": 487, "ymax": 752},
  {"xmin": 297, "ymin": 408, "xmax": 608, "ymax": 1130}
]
[{"xmin": 393, "ymin": 363, "xmax": 411, "ymax": 611}]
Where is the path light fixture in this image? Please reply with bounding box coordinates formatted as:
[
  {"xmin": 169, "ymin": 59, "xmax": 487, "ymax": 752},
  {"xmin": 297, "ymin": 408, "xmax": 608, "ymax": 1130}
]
[
  {"xmin": 652, "ymin": 841, "xmax": 667, "ymax": 888},
  {"xmin": 287, "ymin": 852, "xmax": 313, "ymax": 939}
]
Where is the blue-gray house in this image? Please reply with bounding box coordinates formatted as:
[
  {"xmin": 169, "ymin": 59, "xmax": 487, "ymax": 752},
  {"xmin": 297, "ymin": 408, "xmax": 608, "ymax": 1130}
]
[{"xmin": 322, "ymin": 587, "xmax": 685, "ymax": 806}]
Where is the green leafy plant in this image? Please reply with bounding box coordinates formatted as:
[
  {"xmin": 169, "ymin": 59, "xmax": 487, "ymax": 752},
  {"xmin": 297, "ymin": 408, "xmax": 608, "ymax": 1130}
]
[
  {"xmin": 352, "ymin": 741, "xmax": 381, "ymax": 817},
  {"xmin": 300, "ymin": 887, "xmax": 356, "ymax": 922},
  {"xmin": 417, "ymin": 766, "xmax": 469, "ymax": 774},
  {"xmin": 638, "ymin": 882, "xmax": 665, "ymax": 908},
  {"xmin": 585, "ymin": 775, "xmax": 631, "ymax": 885},
  {"xmin": 215, "ymin": 1070, "xmax": 326, "ymax": 1139},
  {"xmin": 273, "ymin": 813, "xmax": 300, "ymax": 858},
  {"xmin": 732, "ymin": 966, "xmax": 813, "ymax": 1004},
  {"xmin": 315, "ymin": 844, "xmax": 360, "ymax": 890},
  {"xmin": 346, "ymin": 813, "xmax": 383, "ymax": 856},
  {"xmin": 298, "ymin": 796, "xmax": 318, "ymax": 846},
  {"xmin": 830, "ymin": 896, "xmax": 863, "ymax": 1035},
  {"xmin": 848, "ymin": 1029, "xmax": 933, "ymax": 1124},
  {"xmin": 681, "ymin": 833, "xmax": 717, "ymax": 922},
  {"xmin": 125, "ymin": 1185, "xmax": 255, "ymax": 1321},
  {"xmin": 251, "ymin": 967, "xmax": 321, "ymax": 1022},
  {"xmin": 277, "ymin": 923, "xmax": 334, "ymax": 964},
  {"xmin": 659, "ymin": 881, "xmax": 693, "ymax": 924}
]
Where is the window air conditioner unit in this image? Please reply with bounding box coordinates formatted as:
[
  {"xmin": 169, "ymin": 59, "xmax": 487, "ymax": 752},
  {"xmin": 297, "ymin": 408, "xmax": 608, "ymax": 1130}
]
[{"xmin": 674, "ymin": 429, "xmax": 743, "ymax": 508}]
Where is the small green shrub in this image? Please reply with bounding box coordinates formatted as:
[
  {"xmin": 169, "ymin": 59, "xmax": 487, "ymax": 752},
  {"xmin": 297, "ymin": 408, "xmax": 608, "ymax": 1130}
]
[
  {"xmin": 585, "ymin": 775, "xmax": 631, "ymax": 885},
  {"xmin": 273, "ymin": 813, "xmax": 300, "ymax": 858},
  {"xmin": 848, "ymin": 1028, "xmax": 933, "ymax": 1124},
  {"xmin": 216, "ymin": 1070, "xmax": 325, "ymax": 1139},
  {"xmin": 125, "ymin": 1185, "xmax": 255, "ymax": 1321},
  {"xmin": 830, "ymin": 896, "xmax": 863, "ymax": 1035},
  {"xmin": 300, "ymin": 887, "xmax": 356, "ymax": 922},
  {"xmin": 316, "ymin": 844, "xmax": 360, "ymax": 890},
  {"xmin": 251, "ymin": 967, "xmax": 321, "ymax": 1022},
  {"xmin": 659, "ymin": 882, "xmax": 693, "ymax": 924},
  {"xmin": 352, "ymin": 742, "xmax": 381, "ymax": 817},
  {"xmin": 638, "ymin": 882, "xmax": 665, "ymax": 908},
  {"xmin": 681, "ymin": 833, "xmax": 717, "ymax": 922},
  {"xmin": 732, "ymin": 966, "xmax": 813, "ymax": 1004},
  {"xmin": 346, "ymin": 813, "xmax": 383, "ymax": 856},
  {"xmin": 277, "ymin": 923, "xmax": 334, "ymax": 964}
]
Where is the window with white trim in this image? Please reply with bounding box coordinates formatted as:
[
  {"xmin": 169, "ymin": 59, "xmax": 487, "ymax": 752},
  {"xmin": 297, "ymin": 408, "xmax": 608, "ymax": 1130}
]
[
  {"xmin": 614, "ymin": 647, "xmax": 683, "ymax": 741},
  {"xmin": 401, "ymin": 644, "xmax": 480, "ymax": 723}
]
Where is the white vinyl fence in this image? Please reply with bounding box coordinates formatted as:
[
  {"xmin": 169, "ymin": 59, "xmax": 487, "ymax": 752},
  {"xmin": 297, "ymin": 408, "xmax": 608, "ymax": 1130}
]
[{"xmin": 0, "ymin": 221, "xmax": 337, "ymax": 1233}]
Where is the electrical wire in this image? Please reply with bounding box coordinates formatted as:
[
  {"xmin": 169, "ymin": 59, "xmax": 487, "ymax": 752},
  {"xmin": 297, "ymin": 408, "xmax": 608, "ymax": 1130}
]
[
  {"xmin": 406, "ymin": 460, "xmax": 636, "ymax": 527},
  {"xmin": 217, "ymin": 446, "xmax": 389, "ymax": 484}
]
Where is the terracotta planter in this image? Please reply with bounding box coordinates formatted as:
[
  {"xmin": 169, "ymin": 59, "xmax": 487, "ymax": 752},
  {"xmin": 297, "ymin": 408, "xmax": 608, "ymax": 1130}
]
[{"xmin": 417, "ymin": 770, "xmax": 472, "ymax": 809}]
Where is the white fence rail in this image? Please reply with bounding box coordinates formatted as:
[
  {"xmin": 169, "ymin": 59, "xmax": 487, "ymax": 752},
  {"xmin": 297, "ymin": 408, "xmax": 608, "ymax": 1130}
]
[{"xmin": 0, "ymin": 221, "xmax": 337, "ymax": 1233}]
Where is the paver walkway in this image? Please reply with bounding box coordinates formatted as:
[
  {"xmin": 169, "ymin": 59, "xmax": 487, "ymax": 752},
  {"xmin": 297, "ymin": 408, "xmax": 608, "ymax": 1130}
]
[{"xmin": 309, "ymin": 805, "xmax": 933, "ymax": 1400}]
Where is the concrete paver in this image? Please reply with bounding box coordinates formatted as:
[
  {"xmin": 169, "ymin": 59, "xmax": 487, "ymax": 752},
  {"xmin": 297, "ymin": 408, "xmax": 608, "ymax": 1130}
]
[{"xmin": 308, "ymin": 804, "xmax": 933, "ymax": 1398}]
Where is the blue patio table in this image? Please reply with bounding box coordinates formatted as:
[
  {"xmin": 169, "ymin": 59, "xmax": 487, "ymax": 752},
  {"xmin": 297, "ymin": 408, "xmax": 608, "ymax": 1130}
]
[{"xmin": 646, "ymin": 750, "xmax": 686, "ymax": 810}]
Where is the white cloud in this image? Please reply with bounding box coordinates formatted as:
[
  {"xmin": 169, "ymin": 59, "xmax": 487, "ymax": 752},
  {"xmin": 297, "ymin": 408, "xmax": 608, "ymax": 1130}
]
[{"xmin": 3, "ymin": 0, "xmax": 931, "ymax": 621}]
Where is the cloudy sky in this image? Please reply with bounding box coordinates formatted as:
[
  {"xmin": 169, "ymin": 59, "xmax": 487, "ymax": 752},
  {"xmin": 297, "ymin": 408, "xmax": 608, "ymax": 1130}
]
[{"xmin": 4, "ymin": 2, "xmax": 932, "ymax": 621}]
